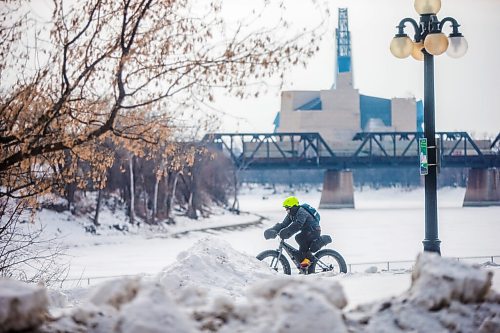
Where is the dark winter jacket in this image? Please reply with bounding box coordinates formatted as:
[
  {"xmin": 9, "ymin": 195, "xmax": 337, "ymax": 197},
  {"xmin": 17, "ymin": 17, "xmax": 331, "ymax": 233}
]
[{"xmin": 272, "ymin": 206, "xmax": 320, "ymax": 239}]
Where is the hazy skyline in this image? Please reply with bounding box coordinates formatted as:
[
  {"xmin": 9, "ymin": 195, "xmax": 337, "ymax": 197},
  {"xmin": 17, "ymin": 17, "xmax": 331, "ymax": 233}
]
[{"xmin": 213, "ymin": 0, "xmax": 500, "ymax": 138}]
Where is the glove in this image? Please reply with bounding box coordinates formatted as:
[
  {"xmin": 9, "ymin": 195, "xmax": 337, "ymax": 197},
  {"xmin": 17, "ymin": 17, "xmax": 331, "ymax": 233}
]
[
  {"xmin": 278, "ymin": 228, "xmax": 292, "ymax": 239},
  {"xmin": 264, "ymin": 228, "xmax": 277, "ymax": 240}
]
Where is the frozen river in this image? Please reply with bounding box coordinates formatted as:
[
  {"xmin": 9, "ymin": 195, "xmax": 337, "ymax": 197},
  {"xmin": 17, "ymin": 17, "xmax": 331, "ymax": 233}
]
[
  {"xmin": 46, "ymin": 185, "xmax": 499, "ymax": 308},
  {"xmin": 61, "ymin": 186, "xmax": 500, "ymax": 280}
]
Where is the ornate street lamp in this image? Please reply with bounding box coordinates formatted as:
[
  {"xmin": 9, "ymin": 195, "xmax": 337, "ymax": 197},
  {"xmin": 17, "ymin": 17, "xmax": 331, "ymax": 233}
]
[{"xmin": 390, "ymin": 0, "xmax": 467, "ymax": 254}]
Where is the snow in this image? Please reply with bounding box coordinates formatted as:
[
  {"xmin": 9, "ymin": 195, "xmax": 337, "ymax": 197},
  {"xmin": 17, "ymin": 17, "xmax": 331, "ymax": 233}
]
[
  {"xmin": 0, "ymin": 279, "xmax": 48, "ymax": 332},
  {"xmin": 114, "ymin": 283, "xmax": 196, "ymax": 333},
  {"xmin": 346, "ymin": 253, "xmax": 500, "ymax": 333},
  {"xmin": 158, "ymin": 237, "xmax": 275, "ymax": 302},
  {"xmin": 409, "ymin": 252, "xmax": 493, "ymax": 308},
  {"xmin": 2, "ymin": 185, "xmax": 500, "ymax": 332},
  {"xmin": 38, "ymin": 186, "xmax": 497, "ymax": 285},
  {"xmin": 225, "ymin": 277, "xmax": 348, "ymax": 333},
  {"xmin": 5, "ymin": 238, "xmax": 500, "ymax": 332}
]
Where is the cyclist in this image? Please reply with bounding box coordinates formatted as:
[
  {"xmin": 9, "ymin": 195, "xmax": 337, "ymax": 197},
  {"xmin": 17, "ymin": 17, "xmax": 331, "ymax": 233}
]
[{"xmin": 264, "ymin": 196, "xmax": 321, "ymax": 268}]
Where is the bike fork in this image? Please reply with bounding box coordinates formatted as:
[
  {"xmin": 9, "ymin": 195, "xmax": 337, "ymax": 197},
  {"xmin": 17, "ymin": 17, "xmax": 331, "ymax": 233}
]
[{"xmin": 271, "ymin": 249, "xmax": 284, "ymax": 270}]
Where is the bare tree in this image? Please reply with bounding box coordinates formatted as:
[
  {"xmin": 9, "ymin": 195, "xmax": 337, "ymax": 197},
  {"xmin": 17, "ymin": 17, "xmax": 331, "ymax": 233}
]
[
  {"xmin": 0, "ymin": 197, "xmax": 68, "ymax": 286},
  {"xmin": 1, "ymin": 0, "xmax": 326, "ymax": 201},
  {"xmin": 0, "ymin": 0, "xmax": 326, "ymax": 279}
]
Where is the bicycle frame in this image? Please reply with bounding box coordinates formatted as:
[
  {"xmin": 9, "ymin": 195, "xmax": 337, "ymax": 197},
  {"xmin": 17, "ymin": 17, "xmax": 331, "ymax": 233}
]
[
  {"xmin": 275, "ymin": 239, "xmax": 301, "ymax": 269},
  {"xmin": 259, "ymin": 235, "xmax": 347, "ymax": 274},
  {"xmin": 275, "ymin": 238, "xmax": 340, "ymax": 273}
]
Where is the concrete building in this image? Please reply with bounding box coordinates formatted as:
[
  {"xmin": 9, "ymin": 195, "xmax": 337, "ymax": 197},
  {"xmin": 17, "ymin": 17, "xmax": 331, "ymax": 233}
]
[{"xmin": 273, "ymin": 8, "xmax": 423, "ymax": 150}]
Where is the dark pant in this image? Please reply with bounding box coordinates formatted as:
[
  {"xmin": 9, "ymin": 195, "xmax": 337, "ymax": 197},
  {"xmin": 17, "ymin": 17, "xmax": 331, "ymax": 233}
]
[{"xmin": 295, "ymin": 228, "xmax": 321, "ymax": 261}]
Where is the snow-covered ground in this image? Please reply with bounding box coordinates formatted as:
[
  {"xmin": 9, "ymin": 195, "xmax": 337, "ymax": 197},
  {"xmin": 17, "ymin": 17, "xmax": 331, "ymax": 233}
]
[
  {"xmin": 3, "ymin": 238, "xmax": 500, "ymax": 332},
  {"xmin": 3, "ymin": 185, "xmax": 499, "ymax": 332},
  {"xmin": 29, "ymin": 186, "xmax": 499, "ymax": 304}
]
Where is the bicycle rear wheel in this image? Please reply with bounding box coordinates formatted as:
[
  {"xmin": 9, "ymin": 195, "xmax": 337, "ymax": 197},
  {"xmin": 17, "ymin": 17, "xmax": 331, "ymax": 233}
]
[
  {"xmin": 256, "ymin": 250, "xmax": 291, "ymax": 275},
  {"xmin": 309, "ymin": 249, "xmax": 347, "ymax": 274}
]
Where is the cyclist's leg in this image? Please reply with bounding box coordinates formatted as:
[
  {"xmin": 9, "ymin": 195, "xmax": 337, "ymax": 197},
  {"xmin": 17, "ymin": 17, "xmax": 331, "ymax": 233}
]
[
  {"xmin": 304, "ymin": 229, "xmax": 321, "ymax": 260},
  {"xmin": 295, "ymin": 231, "xmax": 308, "ymax": 261},
  {"xmin": 297, "ymin": 230, "xmax": 318, "ymax": 268},
  {"xmin": 304, "ymin": 229, "xmax": 321, "ymax": 273}
]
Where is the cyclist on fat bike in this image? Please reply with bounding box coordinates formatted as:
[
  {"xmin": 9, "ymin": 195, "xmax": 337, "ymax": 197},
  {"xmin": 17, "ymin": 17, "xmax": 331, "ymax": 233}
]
[{"xmin": 264, "ymin": 196, "xmax": 321, "ymax": 269}]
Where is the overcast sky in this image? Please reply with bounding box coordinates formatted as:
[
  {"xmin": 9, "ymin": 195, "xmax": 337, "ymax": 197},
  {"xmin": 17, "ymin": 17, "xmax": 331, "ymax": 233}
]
[
  {"xmin": 213, "ymin": 0, "xmax": 500, "ymax": 138},
  {"xmin": 27, "ymin": 0, "xmax": 500, "ymax": 138}
]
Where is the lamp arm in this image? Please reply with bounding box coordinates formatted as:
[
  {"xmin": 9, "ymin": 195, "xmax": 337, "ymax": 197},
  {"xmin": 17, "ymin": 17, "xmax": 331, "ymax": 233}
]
[
  {"xmin": 396, "ymin": 18, "xmax": 421, "ymax": 40},
  {"xmin": 439, "ymin": 17, "xmax": 462, "ymax": 36}
]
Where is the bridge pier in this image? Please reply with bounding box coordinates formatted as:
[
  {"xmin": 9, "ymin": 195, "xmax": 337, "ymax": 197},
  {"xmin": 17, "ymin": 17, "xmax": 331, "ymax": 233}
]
[
  {"xmin": 463, "ymin": 168, "xmax": 500, "ymax": 207},
  {"xmin": 319, "ymin": 170, "xmax": 355, "ymax": 209}
]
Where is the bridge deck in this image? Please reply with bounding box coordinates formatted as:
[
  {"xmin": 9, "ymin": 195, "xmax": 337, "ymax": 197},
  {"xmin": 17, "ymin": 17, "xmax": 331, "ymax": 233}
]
[{"xmin": 203, "ymin": 132, "xmax": 500, "ymax": 170}]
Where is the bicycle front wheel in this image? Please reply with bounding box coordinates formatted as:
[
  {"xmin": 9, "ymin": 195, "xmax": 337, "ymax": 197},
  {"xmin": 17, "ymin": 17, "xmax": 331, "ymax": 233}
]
[
  {"xmin": 310, "ymin": 249, "xmax": 347, "ymax": 274},
  {"xmin": 256, "ymin": 250, "xmax": 291, "ymax": 275}
]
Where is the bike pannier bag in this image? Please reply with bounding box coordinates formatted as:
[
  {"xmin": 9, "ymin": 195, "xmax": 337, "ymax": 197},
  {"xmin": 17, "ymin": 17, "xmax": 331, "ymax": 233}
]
[{"xmin": 309, "ymin": 235, "xmax": 332, "ymax": 252}]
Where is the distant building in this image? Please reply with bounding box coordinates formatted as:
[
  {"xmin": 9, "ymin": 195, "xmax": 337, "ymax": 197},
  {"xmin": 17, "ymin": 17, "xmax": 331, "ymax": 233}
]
[{"xmin": 274, "ymin": 8, "xmax": 423, "ymax": 148}]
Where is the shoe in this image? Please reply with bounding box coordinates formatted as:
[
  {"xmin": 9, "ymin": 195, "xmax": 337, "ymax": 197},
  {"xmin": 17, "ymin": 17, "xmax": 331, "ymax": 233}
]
[{"xmin": 300, "ymin": 258, "xmax": 311, "ymax": 268}]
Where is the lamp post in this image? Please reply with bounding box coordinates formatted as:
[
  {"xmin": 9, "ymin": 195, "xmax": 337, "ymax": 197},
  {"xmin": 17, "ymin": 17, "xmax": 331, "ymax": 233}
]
[{"xmin": 390, "ymin": 0, "xmax": 468, "ymax": 254}]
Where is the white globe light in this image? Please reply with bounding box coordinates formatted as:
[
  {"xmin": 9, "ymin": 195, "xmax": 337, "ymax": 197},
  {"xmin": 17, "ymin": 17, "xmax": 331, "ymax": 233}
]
[
  {"xmin": 390, "ymin": 36, "xmax": 413, "ymax": 59},
  {"xmin": 414, "ymin": 0, "xmax": 441, "ymax": 15},
  {"xmin": 446, "ymin": 36, "xmax": 468, "ymax": 58}
]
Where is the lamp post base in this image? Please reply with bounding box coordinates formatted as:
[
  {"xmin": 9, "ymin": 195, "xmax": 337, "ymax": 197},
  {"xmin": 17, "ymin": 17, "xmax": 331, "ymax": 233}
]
[{"xmin": 422, "ymin": 239, "xmax": 441, "ymax": 255}]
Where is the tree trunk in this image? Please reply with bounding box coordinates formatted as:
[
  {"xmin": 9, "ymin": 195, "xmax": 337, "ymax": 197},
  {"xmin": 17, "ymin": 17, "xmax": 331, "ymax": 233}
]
[
  {"xmin": 153, "ymin": 177, "xmax": 159, "ymax": 224},
  {"xmin": 143, "ymin": 189, "xmax": 149, "ymax": 224},
  {"xmin": 93, "ymin": 189, "xmax": 102, "ymax": 227},
  {"xmin": 166, "ymin": 172, "xmax": 179, "ymax": 221},
  {"xmin": 129, "ymin": 156, "xmax": 136, "ymax": 224},
  {"xmin": 231, "ymin": 168, "xmax": 240, "ymax": 213},
  {"xmin": 65, "ymin": 182, "xmax": 77, "ymax": 213},
  {"xmin": 140, "ymin": 174, "xmax": 149, "ymax": 224},
  {"xmin": 63, "ymin": 150, "xmax": 76, "ymax": 213},
  {"xmin": 187, "ymin": 191, "xmax": 197, "ymax": 219},
  {"xmin": 163, "ymin": 173, "xmax": 170, "ymax": 219},
  {"xmin": 186, "ymin": 173, "xmax": 197, "ymax": 219}
]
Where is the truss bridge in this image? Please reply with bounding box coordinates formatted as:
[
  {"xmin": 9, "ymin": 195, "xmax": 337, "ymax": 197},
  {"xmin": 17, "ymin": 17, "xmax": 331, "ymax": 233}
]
[
  {"xmin": 203, "ymin": 131, "xmax": 499, "ymax": 170},
  {"xmin": 203, "ymin": 131, "xmax": 500, "ymax": 208}
]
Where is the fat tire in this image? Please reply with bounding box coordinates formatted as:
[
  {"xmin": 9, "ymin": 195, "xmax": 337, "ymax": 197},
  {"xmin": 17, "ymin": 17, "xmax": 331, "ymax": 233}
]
[
  {"xmin": 310, "ymin": 249, "xmax": 347, "ymax": 274},
  {"xmin": 256, "ymin": 250, "xmax": 291, "ymax": 275}
]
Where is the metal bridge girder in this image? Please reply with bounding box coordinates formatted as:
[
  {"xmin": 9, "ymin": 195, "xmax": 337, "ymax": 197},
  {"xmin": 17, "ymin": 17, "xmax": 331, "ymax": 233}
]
[{"xmin": 202, "ymin": 132, "xmax": 500, "ymax": 170}]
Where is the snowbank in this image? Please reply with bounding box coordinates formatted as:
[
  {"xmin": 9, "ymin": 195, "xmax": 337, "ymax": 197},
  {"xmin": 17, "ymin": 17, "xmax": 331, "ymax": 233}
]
[
  {"xmin": 409, "ymin": 252, "xmax": 493, "ymax": 309},
  {"xmin": 0, "ymin": 279, "xmax": 48, "ymax": 332},
  {"xmin": 115, "ymin": 283, "xmax": 196, "ymax": 333},
  {"xmin": 205, "ymin": 277, "xmax": 348, "ymax": 333},
  {"xmin": 2, "ymin": 239, "xmax": 499, "ymax": 332},
  {"xmin": 157, "ymin": 237, "xmax": 276, "ymax": 305},
  {"xmin": 346, "ymin": 252, "xmax": 500, "ymax": 333}
]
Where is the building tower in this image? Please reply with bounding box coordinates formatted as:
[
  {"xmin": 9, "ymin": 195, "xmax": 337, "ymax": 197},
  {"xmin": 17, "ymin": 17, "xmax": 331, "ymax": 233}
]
[
  {"xmin": 274, "ymin": 7, "xmax": 420, "ymax": 143},
  {"xmin": 272, "ymin": 8, "xmax": 421, "ymax": 208},
  {"xmin": 335, "ymin": 8, "xmax": 353, "ymax": 89}
]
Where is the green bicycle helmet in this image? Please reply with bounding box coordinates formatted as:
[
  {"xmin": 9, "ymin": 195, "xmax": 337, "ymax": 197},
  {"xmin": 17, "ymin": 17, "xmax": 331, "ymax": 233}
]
[{"xmin": 282, "ymin": 196, "xmax": 299, "ymax": 208}]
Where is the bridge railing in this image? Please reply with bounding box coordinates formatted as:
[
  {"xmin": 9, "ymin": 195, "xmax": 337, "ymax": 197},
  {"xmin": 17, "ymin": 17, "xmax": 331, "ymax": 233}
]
[
  {"xmin": 352, "ymin": 132, "xmax": 486, "ymax": 158},
  {"xmin": 202, "ymin": 132, "xmax": 336, "ymax": 167},
  {"xmin": 202, "ymin": 131, "xmax": 499, "ymax": 169},
  {"xmin": 51, "ymin": 255, "xmax": 500, "ymax": 288},
  {"xmin": 491, "ymin": 133, "xmax": 500, "ymax": 151}
]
